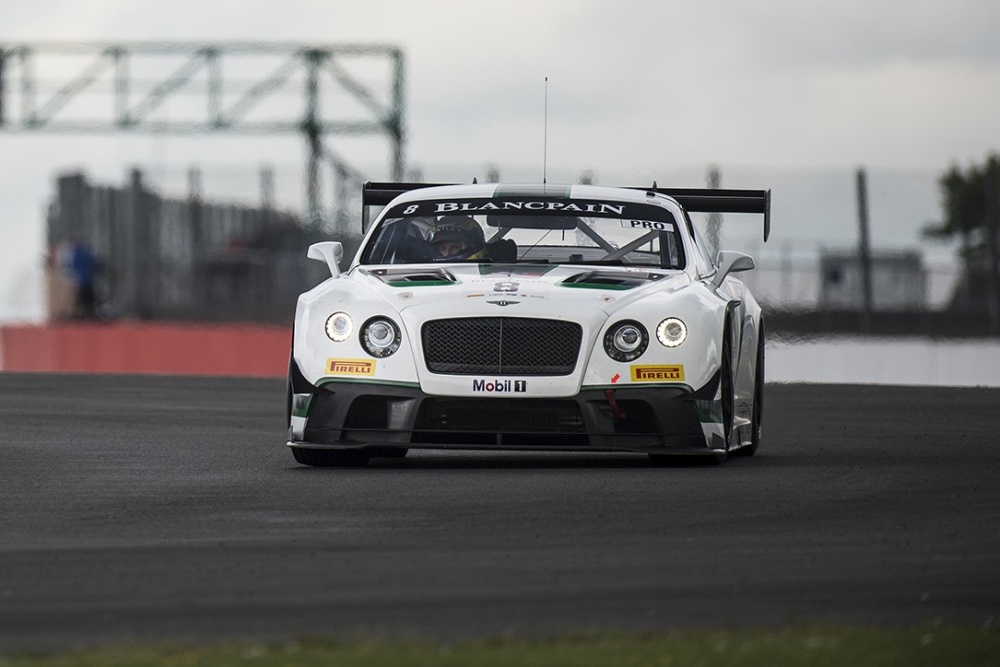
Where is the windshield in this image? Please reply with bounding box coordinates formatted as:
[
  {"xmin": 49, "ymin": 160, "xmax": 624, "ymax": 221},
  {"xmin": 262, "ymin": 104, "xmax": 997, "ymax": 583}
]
[{"xmin": 361, "ymin": 197, "xmax": 685, "ymax": 269}]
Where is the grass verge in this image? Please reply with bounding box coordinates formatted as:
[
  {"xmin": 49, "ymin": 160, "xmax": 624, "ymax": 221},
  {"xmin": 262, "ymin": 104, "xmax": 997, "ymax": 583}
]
[{"xmin": 3, "ymin": 625, "xmax": 999, "ymax": 667}]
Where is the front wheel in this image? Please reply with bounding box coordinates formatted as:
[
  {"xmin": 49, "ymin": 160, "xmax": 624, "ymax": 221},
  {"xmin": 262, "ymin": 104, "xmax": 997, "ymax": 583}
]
[
  {"xmin": 648, "ymin": 453, "xmax": 725, "ymax": 467},
  {"xmin": 650, "ymin": 324, "xmax": 733, "ymax": 467},
  {"xmin": 291, "ymin": 447, "xmax": 371, "ymax": 467},
  {"xmin": 373, "ymin": 447, "xmax": 409, "ymax": 459},
  {"xmin": 712, "ymin": 322, "xmax": 735, "ymax": 464},
  {"xmin": 740, "ymin": 322, "xmax": 764, "ymax": 457}
]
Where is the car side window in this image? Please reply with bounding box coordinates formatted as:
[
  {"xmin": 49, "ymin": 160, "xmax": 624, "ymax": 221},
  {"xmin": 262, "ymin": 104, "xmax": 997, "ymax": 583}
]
[
  {"xmin": 686, "ymin": 213, "xmax": 716, "ymax": 277},
  {"xmin": 660, "ymin": 229, "xmax": 684, "ymax": 269}
]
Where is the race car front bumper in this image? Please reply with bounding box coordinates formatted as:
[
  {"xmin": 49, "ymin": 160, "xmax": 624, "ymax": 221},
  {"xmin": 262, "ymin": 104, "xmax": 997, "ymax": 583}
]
[{"xmin": 288, "ymin": 379, "xmax": 725, "ymax": 454}]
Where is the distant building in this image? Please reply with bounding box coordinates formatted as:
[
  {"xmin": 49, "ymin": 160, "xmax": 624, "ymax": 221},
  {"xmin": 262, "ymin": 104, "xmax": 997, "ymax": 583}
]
[{"xmin": 819, "ymin": 250, "xmax": 926, "ymax": 310}]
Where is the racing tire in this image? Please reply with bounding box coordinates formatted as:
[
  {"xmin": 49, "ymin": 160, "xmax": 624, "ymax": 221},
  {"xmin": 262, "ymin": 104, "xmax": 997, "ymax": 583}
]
[
  {"xmin": 292, "ymin": 447, "xmax": 371, "ymax": 467},
  {"xmin": 739, "ymin": 321, "xmax": 764, "ymax": 457},
  {"xmin": 705, "ymin": 322, "xmax": 735, "ymax": 465},
  {"xmin": 647, "ymin": 453, "xmax": 722, "ymax": 467},
  {"xmin": 647, "ymin": 453, "xmax": 673, "ymax": 467},
  {"xmin": 650, "ymin": 323, "xmax": 733, "ymax": 467},
  {"xmin": 373, "ymin": 447, "xmax": 409, "ymax": 459}
]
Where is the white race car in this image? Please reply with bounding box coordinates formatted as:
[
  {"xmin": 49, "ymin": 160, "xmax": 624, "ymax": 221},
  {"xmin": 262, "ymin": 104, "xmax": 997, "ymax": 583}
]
[{"xmin": 287, "ymin": 182, "xmax": 770, "ymax": 466}]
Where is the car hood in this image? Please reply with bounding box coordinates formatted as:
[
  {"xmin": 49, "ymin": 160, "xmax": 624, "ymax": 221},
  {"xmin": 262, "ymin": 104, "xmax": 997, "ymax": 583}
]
[{"xmin": 355, "ymin": 263, "xmax": 691, "ymax": 318}]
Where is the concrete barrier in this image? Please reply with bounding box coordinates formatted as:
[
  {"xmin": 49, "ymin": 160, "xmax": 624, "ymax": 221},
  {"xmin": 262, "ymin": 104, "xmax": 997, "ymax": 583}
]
[{"xmin": 0, "ymin": 323, "xmax": 290, "ymax": 377}]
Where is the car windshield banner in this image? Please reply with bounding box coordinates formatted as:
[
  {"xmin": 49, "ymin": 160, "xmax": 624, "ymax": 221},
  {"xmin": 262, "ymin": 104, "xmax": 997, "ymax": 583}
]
[{"xmin": 386, "ymin": 198, "xmax": 677, "ymax": 223}]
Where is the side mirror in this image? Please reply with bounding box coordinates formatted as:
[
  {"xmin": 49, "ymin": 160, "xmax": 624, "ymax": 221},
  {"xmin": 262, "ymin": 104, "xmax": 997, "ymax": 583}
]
[
  {"xmin": 308, "ymin": 241, "xmax": 344, "ymax": 278},
  {"xmin": 711, "ymin": 251, "xmax": 755, "ymax": 288}
]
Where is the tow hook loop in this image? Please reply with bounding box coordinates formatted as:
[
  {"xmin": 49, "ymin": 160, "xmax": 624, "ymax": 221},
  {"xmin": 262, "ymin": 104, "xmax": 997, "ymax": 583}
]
[{"xmin": 604, "ymin": 389, "xmax": 627, "ymax": 421}]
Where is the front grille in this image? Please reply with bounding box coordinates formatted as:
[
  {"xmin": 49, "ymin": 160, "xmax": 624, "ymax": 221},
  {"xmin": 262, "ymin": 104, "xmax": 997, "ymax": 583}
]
[{"xmin": 422, "ymin": 317, "xmax": 582, "ymax": 375}]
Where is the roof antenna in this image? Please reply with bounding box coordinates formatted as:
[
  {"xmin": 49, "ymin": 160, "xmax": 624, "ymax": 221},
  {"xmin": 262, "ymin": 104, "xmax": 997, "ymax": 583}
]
[
  {"xmin": 652, "ymin": 181, "xmax": 658, "ymax": 188},
  {"xmin": 543, "ymin": 77, "xmax": 548, "ymax": 184},
  {"xmin": 472, "ymin": 177, "xmax": 478, "ymax": 184}
]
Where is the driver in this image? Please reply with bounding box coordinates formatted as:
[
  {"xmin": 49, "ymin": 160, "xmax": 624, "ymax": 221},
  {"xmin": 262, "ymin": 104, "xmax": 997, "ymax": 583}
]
[{"xmin": 429, "ymin": 216, "xmax": 485, "ymax": 262}]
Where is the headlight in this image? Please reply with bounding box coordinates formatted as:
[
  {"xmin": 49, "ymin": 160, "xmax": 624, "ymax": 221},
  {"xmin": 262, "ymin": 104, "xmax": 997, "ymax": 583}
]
[
  {"xmin": 656, "ymin": 318, "xmax": 687, "ymax": 347},
  {"xmin": 325, "ymin": 312, "xmax": 353, "ymax": 342},
  {"xmin": 603, "ymin": 320, "xmax": 648, "ymax": 362},
  {"xmin": 361, "ymin": 316, "xmax": 402, "ymax": 357}
]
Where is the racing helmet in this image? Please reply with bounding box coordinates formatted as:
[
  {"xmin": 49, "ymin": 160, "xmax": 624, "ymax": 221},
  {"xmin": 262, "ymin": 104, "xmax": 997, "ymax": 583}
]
[{"xmin": 429, "ymin": 216, "xmax": 485, "ymax": 262}]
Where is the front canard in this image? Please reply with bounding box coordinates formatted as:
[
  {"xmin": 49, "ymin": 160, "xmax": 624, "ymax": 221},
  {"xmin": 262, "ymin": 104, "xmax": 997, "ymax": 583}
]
[
  {"xmin": 630, "ymin": 364, "xmax": 685, "ymax": 382},
  {"xmin": 326, "ymin": 358, "xmax": 376, "ymax": 376}
]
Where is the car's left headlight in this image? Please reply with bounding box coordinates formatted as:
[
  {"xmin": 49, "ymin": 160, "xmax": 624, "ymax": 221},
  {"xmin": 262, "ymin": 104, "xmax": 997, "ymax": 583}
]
[
  {"xmin": 604, "ymin": 320, "xmax": 648, "ymax": 362},
  {"xmin": 656, "ymin": 317, "xmax": 687, "ymax": 347},
  {"xmin": 361, "ymin": 316, "xmax": 402, "ymax": 357}
]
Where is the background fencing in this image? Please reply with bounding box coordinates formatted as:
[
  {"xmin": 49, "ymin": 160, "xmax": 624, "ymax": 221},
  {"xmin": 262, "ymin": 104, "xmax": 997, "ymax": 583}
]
[
  {"xmin": 37, "ymin": 163, "xmax": 981, "ymax": 334},
  {"xmin": 46, "ymin": 169, "xmax": 331, "ymax": 324}
]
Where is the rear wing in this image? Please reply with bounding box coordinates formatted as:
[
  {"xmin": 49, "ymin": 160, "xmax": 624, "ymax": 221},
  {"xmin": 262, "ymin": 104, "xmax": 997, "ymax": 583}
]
[
  {"xmin": 627, "ymin": 187, "xmax": 771, "ymax": 242},
  {"xmin": 361, "ymin": 182, "xmax": 772, "ymax": 242},
  {"xmin": 361, "ymin": 182, "xmax": 449, "ymax": 231},
  {"xmin": 362, "ymin": 181, "xmax": 449, "ymax": 206}
]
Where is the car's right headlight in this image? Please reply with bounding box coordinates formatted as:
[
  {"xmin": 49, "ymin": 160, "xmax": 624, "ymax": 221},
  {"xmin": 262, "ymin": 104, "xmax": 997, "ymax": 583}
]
[
  {"xmin": 603, "ymin": 320, "xmax": 648, "ymax": 362},
  {"xmin": 360, "ymin": 316, "xmax": 402, "ymax": 357},
  {"xmin": 325, "ymin": 312, "xmax": 353, "ymax": 342}
]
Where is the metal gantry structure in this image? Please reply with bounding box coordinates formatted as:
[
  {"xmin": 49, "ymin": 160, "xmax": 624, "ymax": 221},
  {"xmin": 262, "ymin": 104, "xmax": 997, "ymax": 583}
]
[{"xmin": 0, "ymin": 41, "xmax": 406, "ymax": 230}]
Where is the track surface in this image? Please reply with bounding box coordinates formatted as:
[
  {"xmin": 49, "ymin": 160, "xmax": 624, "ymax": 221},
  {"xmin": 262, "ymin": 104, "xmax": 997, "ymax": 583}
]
[{"xmin": 1, "ymin": 374, "xmax": 998, "ymax": 652}]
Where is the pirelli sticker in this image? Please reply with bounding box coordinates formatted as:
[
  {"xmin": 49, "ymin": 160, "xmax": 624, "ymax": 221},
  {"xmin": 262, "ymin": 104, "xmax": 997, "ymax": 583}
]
[
  {"xmin": 326, "ymin": 358, "xmax": 376, "ymax": 376},
  {"xmin": 630, "ymin": 364, "xmax": 685, "ymax": 382}
]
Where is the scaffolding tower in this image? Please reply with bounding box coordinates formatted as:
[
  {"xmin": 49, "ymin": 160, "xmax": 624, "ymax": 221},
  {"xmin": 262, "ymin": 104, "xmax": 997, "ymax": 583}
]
[{"xmin": 0, "ymin": 41, "xmax": 406, "ymax": 232}]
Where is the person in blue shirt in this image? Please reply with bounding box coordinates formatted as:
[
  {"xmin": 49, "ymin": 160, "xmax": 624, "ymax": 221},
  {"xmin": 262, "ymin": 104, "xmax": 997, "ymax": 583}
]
[{"xmin": 61, "ymin": 238, "xmax": 99, "ymax": 318}]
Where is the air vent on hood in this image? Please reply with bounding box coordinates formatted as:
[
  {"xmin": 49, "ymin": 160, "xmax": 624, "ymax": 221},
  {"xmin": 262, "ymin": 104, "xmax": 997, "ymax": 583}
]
[
  {"xmin": 560, "ymin": 271, "xmax": 665, "ymax": 290},
  {"xmin": 368, "ymin": 267, "xmax": 458, "ymax": 286}
]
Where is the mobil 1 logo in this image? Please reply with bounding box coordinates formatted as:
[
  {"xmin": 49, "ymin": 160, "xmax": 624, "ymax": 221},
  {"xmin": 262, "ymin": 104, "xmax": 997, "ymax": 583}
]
[{"xmin": 472, "ymin": 379, "xmax": 527, "ymax": 393}]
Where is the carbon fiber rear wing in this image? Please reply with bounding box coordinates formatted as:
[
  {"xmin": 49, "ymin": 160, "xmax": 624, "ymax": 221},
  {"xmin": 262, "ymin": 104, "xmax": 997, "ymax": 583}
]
[
  {"xmin": 361, "ymin": 182, "xmax": 772, "ymax": 241},
  {"xmin": 627, "ymin": 187, "xmax": 772, "ymax": 242},
  {"xmin": 361, "ymin": 182, "xmax": 451, "ymax": 231},
  {"xmin": 362, "ymin": 181, "xmax": 449, "ymax": 206}
]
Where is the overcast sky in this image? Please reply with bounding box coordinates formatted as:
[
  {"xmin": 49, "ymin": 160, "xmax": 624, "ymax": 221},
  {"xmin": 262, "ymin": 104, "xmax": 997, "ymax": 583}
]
[{"xmin": 1, "ymin": 0, "xmax": 998, "ymax": 320}]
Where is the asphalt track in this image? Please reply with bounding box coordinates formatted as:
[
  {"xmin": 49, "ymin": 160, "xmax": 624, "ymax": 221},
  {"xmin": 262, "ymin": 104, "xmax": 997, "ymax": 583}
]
[{"xmin": 1, "ymin": 373, "xmax": 998, "ymax": 653}]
